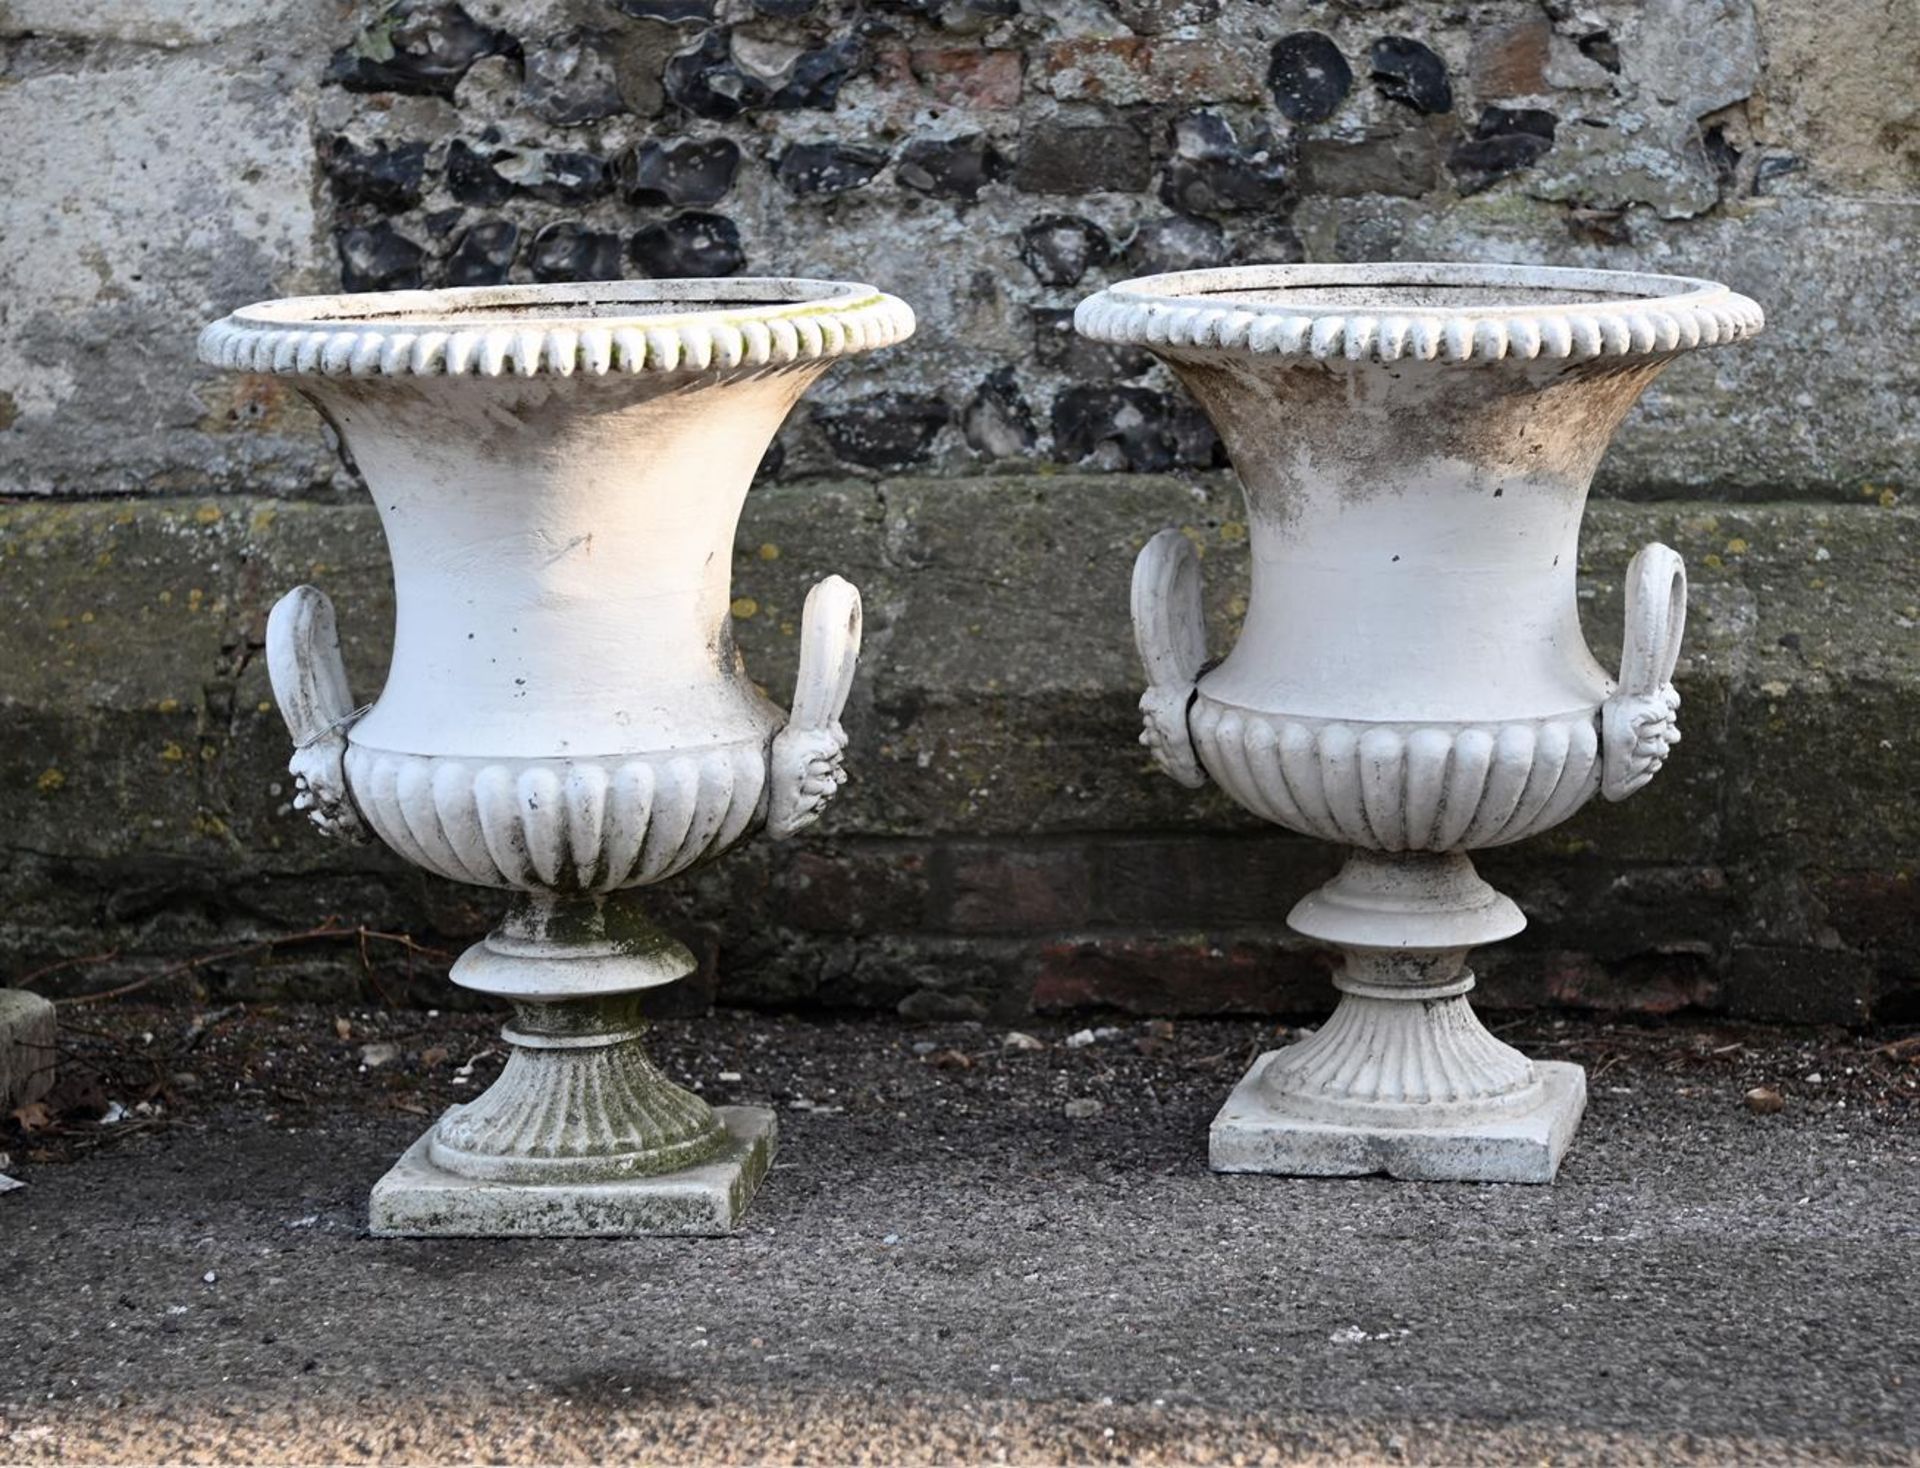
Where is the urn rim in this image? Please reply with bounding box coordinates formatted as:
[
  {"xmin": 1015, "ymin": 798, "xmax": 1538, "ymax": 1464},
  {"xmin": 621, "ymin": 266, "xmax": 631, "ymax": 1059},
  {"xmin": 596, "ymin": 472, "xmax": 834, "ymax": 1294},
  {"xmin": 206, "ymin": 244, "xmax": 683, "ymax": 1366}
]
[
  {"xmin": 1074, "ymin": 261, "xmax": 1763, "ymax": 367},
  {"xmin": 199, "ymin": 277, "xmax": 916, "ymax": 380}
]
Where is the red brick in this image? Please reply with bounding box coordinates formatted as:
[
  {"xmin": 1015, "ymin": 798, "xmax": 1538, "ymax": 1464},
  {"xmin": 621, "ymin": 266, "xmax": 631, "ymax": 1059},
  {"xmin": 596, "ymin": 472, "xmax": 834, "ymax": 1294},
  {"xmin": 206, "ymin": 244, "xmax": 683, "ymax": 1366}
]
[
  {"xmin": 1038, "ymin": 38, "xmax": 1264, "ymax": 104},
  {"xmin": 1031, "ymin": 935, "xmax": 1326, "ymax": 1016},
  {"xmin": 1522, "ymin": 949, "xmax": 1720, "ymax": 1016},
  {"xmin": 1815, "ymin": 870, "xmax": 1918, "ymax": 954},
  {"xmin": 909, "ymin": 48, "xmax": 1024, "ymax": 109},
  {"xmin": 1471, "ymin": 21, "xmax": 1551, "ymax": 98},
  {"xmin": 1094, "ymin": 836, "xmax": 1335, "ymax": 928},
  {"xmin": 773, "ymin": 844, "xmax": 932, "ymax": 934},
  {"xmin": 946, "ymin": 845, "xmax": 1092, "ymax": 933}
]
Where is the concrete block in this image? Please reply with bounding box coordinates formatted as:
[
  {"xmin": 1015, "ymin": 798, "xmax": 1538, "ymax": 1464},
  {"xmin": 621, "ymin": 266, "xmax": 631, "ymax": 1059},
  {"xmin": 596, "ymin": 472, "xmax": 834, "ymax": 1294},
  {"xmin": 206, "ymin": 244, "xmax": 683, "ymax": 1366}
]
[
  {"xmin": 369, "ymin": 1106, "xmax": 777, "ymax": 1238},
  {"xmin": 0, "ymin": 990, "xmax": 56, "ymax": 1113},
  {"xmin": 1211, "ymin": 1054, "xmax": 1587, "ymax": 1185}
]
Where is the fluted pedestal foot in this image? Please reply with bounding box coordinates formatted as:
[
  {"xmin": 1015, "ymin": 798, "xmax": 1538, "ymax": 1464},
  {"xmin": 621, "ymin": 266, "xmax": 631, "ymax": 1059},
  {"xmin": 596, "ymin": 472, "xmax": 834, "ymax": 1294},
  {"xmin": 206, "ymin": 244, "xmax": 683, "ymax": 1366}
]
[
  {"xmin": 369, "ymin": 892, "xmax": 777, "ymax": 1235},
  {"xmin": 1209, "ymin": 850, "xmax": 1586, "ymax": 1184}
]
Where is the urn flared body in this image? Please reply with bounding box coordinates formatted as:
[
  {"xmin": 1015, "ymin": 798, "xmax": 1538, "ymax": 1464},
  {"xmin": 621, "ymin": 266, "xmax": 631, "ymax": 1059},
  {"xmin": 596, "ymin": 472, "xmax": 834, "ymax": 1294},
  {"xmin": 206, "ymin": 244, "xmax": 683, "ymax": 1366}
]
[
  {"xmin": 200, "ymin": 279, "xmax": 913, "ymax": 1232},
  {"xmin": 1077, "ymin": 264, "xmax": 1763, "ymax": 1182}
]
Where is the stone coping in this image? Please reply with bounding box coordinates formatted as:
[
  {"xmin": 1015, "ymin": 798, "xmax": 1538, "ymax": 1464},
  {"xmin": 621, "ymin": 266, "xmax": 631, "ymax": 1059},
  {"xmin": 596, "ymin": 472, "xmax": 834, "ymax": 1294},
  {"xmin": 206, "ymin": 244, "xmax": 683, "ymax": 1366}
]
[
  {"xmin": 198, "ymin": 278, "xmax": 916, "ymax": 380},
  {"xmin": 1075, "ymin": 263, "xmax": 1765, "ymax": 366}
]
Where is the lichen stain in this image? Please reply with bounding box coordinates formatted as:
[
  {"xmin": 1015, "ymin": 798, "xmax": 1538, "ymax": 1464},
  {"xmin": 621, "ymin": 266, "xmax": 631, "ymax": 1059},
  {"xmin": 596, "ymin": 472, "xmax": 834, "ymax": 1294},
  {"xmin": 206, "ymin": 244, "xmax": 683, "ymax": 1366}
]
[{"xmin": 199, "ymin": 376, "xmax": 294, "ymax": 437}]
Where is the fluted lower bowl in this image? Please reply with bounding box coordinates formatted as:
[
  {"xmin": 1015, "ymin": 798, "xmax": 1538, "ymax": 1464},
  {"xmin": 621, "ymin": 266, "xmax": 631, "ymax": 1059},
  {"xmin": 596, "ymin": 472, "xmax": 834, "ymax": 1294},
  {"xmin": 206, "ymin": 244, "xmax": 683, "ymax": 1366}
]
[
  {"xmin": 1190, "ymin": 698, "xmax": 1603, "ymax": 853},
  {"xmin": 343, "ymin": 740, "xmax": 771, "ymax": 892}
]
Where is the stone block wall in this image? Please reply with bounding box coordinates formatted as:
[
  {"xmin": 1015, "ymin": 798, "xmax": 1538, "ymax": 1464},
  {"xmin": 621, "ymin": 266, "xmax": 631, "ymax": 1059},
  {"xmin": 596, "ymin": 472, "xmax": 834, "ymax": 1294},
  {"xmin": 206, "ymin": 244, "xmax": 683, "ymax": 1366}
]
[
  {"xmin": 0, "ymin": 0, "xmax": 1915, "ymax": 1020},
  {"xmin": 3, "ymin": 486, "xmax": 1913, "ymax": 1023}
]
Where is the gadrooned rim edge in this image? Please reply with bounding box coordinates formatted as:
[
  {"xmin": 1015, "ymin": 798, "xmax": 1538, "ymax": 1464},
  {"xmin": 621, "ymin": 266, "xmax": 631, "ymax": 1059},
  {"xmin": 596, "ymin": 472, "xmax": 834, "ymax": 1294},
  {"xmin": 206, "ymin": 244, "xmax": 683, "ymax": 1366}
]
[
  {"xmin": 1074, "ymin": 262, "xmax": 1764, "ymax": 366},
  {"xmin": 198, "ymin": 278, "xmax": 917, "ymax": 379}
]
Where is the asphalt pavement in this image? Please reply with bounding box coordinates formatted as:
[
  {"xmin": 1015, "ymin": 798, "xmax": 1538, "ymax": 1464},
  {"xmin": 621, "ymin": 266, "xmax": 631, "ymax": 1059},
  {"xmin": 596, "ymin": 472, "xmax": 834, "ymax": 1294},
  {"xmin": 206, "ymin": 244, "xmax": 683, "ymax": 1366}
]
[{"xmin": 2, "ymin": 1008, "xmax": 1915, "ymax": 1464}]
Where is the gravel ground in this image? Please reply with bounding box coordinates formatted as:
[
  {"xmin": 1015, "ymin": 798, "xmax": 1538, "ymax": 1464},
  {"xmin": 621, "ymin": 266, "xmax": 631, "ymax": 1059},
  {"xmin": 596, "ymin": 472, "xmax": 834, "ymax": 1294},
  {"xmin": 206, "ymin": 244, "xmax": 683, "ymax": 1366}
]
[{"xmin": 2, "ymin": 1004, "xmax": 1917, "ymax": 1465}]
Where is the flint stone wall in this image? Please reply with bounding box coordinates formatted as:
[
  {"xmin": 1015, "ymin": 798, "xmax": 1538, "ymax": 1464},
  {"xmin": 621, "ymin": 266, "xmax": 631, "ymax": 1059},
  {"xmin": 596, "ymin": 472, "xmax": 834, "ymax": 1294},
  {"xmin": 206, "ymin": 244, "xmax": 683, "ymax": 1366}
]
[
  {"xmin": 3, "ymin": 0, "xmax": 1917, "ymax": 498},
  {"xmin": 0, "ymin": 0, "xmax": 1915, "ymax": 1019}
]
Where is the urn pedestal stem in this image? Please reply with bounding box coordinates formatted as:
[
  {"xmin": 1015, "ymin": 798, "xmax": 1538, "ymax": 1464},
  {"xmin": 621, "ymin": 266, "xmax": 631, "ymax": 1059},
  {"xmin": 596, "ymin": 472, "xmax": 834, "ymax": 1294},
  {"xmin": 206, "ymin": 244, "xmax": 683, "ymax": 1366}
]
[
  {"xmin": 428, "ymin": 991, "xmax": 731, "ymax": 1186},
  {"xmin": 416, "ymin": 894, "xmax": 725, "ymax": 1177},
  {"xmin": 374, "ymin": 896, "xmax": 775, "ymax": 1236},
  {"xmin": 1211, "ymin": 851, "xmax": 1585, "ymax": 1183}
]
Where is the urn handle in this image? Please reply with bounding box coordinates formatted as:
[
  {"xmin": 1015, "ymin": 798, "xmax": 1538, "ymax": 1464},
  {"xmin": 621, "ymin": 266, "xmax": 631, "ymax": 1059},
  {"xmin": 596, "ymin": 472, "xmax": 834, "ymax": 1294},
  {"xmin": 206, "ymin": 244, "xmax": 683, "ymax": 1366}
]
[
  {"xmin": 266, "ymin": 585, "xmax": 369, "ymax": 842},
  {"xmin": 768, "ymin": 575, "xmax": 862, "ymax": 839},
  {"xmin": 1131, "ymin": 528, "xmax": 1210, "ymax": 789},
  {"xmin": 1601, "ymin": 543, "xmax": 1687, "ymax": 802}
]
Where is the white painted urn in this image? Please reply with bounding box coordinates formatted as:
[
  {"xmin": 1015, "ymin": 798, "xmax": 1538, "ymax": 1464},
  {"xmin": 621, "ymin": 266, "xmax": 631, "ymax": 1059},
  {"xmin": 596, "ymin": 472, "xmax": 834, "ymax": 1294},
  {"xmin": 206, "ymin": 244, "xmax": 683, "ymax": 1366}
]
[
  {"xmin": 200, "ymin": 279, "xmax": 913, "ymax": 1233},
  {"xmin": 1075, "ymin": 264, "xmax": 1763, "ymax": 1183}
]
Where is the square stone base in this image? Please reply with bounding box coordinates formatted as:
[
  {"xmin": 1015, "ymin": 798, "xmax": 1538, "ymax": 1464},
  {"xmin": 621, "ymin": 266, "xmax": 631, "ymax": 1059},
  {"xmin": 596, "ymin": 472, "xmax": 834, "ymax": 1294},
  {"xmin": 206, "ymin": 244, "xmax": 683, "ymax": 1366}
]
[
  {"xmin": 369, "ymin": 1105, "xmax": 776, "ymax": 1237},
  {"xmin": 1210, "ymin": 1056, "xmax": 1586, "ymax": 1185}
]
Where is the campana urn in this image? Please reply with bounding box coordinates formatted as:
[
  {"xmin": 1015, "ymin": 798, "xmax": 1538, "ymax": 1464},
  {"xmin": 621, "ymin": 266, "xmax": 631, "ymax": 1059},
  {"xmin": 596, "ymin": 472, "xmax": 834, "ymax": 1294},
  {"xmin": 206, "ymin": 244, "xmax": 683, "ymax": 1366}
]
[
  {"xmin": 1075, "ymin": 263, "xmax": 1764, "ymax": 1182},
  {"xmin": 200, "ymin": 279, "xmax": 914, "ymax": 1233}
]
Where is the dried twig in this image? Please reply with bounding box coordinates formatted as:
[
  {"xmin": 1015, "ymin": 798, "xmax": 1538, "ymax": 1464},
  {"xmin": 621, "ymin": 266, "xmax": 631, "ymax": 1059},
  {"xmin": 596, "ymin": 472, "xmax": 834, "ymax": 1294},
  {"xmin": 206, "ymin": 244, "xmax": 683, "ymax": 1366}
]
[
  {"xmin": 11, "ymin": 949, "xmax": 122, "ymax": 992},
  {"xmin": 355, "ymin": 923, "xmax": 401, "ymax": 1009},
  {"xmin": 65, "ymin": 1117, "xmax": 169, "ymax": 1154},
  {"xmin": 51, "ymin": 923, "xmax": 454, "ymax": 1008}
]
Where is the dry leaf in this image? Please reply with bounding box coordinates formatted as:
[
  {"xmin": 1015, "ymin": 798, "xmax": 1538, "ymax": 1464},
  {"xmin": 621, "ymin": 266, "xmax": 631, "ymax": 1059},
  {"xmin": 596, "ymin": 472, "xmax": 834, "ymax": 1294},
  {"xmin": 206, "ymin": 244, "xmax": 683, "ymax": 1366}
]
[{"xmin": 10, "ymin": 1102, "xmax": 52, "ymax": 1133}]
